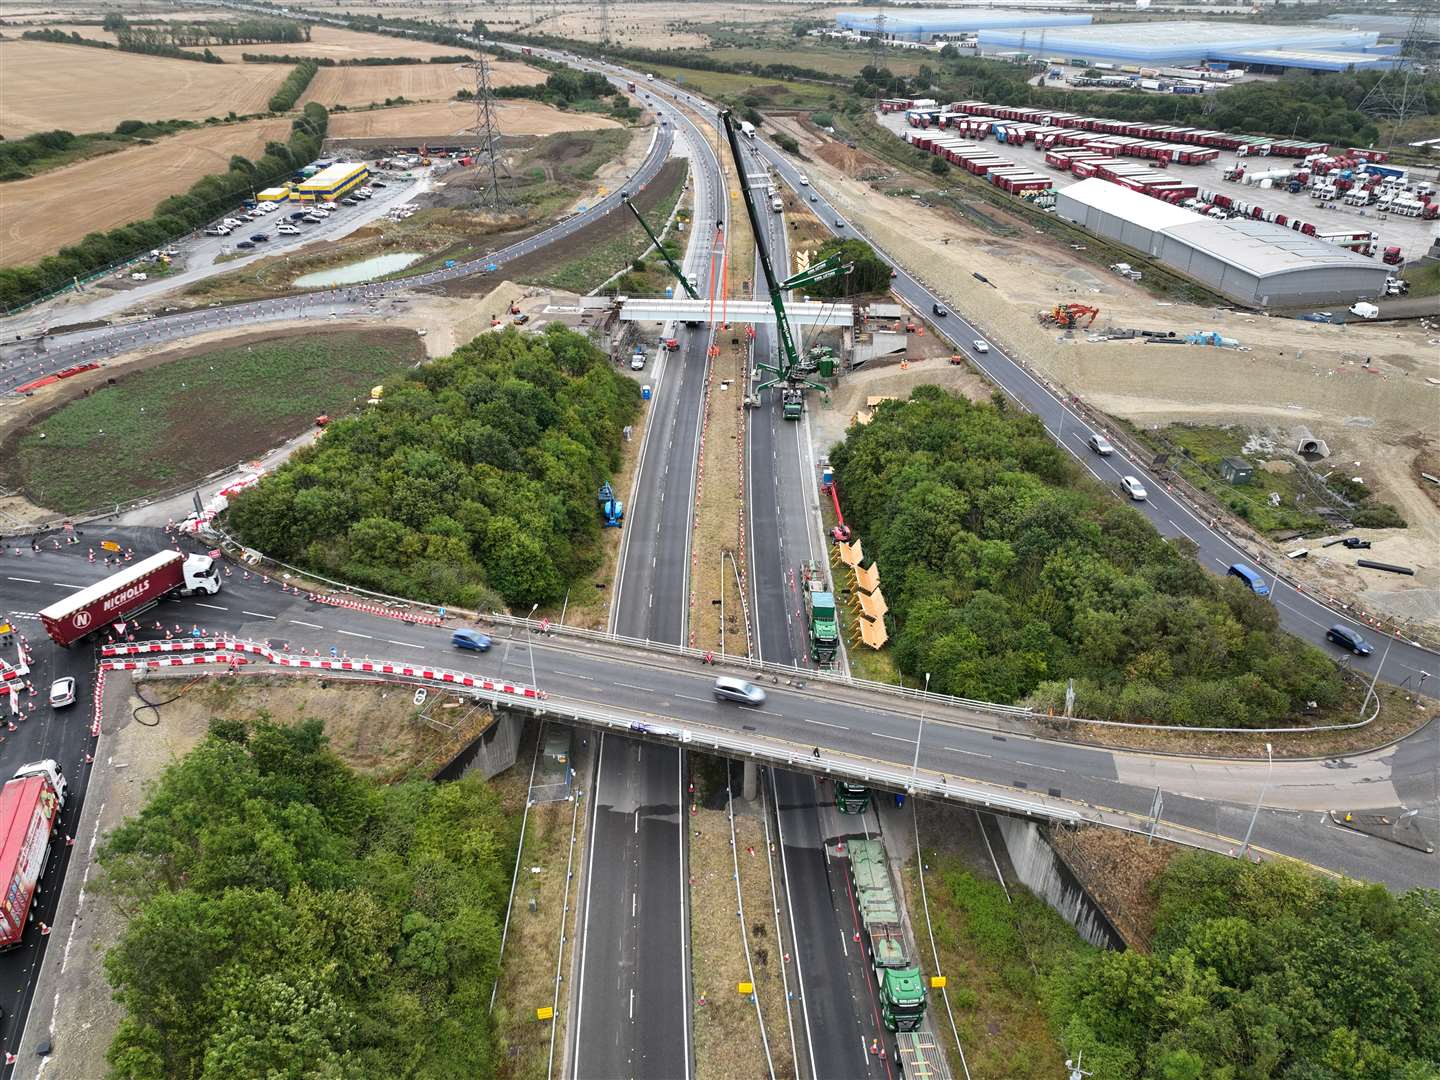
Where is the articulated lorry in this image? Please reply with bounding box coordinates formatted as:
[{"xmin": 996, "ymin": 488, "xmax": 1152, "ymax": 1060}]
[
  {"xmin": 849, "ymin": 837, "xmax": 928, "ymax": 1031},
  {"xmin": 0, "ymin": 760, "xmax": 67, "ymax": 950},
  {"xmin": 39, "ymin": 550, "xmax": 221, "ymax": 647}
]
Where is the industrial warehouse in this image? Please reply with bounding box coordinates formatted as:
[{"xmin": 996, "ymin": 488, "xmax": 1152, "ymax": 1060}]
[{"xmin": 1056, "ymin": 179, "xmax": 1393, "ymax": 308}]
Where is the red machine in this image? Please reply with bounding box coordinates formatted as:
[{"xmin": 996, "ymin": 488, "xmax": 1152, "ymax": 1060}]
[
  {"xmin": 38, "ymin": 550, "xmax": 221, "ymax": 647},
  {"xmin": 0, "ymin": 761, "xmax": 67, "ymax": 950}
]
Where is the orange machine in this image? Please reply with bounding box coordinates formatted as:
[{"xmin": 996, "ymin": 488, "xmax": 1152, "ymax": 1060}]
[{"xmin": 1039, "ymin": 303, "xmax": 1101, "ymax": 329}]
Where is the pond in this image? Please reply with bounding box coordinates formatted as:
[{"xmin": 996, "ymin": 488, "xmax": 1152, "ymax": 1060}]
[{"xmin": 294, "ymin": 252, "xmax": 424, "ymax": 287}]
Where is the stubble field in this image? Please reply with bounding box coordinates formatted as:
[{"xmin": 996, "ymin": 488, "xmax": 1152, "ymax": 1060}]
[{"xmin": 326, "ymin": 98, "xmax": 621, "ymax": 138}]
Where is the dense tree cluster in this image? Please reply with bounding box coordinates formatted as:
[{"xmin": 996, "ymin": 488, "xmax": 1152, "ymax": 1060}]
[
  {"xmin": 805, "ymin": 236, "xmax": 893, "ymax": 298},
  {"xmin": 268, "ymin": 60, "xmax": 321, "ymax": 112},
  {"xmin": 830, "ymin": 387, "xmax": 1343, "ymax": 726},
  {"xmin": 0, "ymin": 121, "xmax": 187, "ymax": 181},
  {"xmin": 0, "ymin": 104, "xmax": 327, "ymax": 312},
  {"xmin": 106, "ymin": 13, "xmax": 311, "ymax": 46},
  {"xmin": 229, "ymin": 325, "xmax": 641, "ymax": 609},
  {"xmin": 1050, "ymin": 854, "xmax": 1440, "ymax": 1079},
  {"xmin": 497, "ymin": 69, "xmax": 624, "ymax": 109},
  {"xmin": 242, "ymin": 51, "xmax": 471, "ymax": 66},
  {"xmin": 99, "ymin": 718, "xmax": 515, "ymax": 1079}
]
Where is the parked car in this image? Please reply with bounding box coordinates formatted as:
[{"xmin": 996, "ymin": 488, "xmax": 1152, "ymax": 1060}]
[
  {"xmin": 629, "ymin": 353, "xmax": 645, "ymax": 370},
  {"xmin": 289, "ymin": 212, "xmax": 308, "ymax": 221},
  {"xmin": 1326, "ymin": 624, "xmax": 1374, "ymax": 656},
  {"xmin": 1341, "ymin": 537, "xmax": 1372, "ymax": 550},
  {"xmin": 249, "ymin": 233, "xmax": 269, "ymax": 243},
  {"xmin": 340, "ymin": 198, "xmax": 357, "ymax": 206},
  {"xmin": 1087, "ymin": 434, "xmax": 1115, "ymax": 455},
  {"xmin": 1119, "ymin": 475, "xmax": 1147, "ymax": 500},
  {"xmin": 971, "ymin": 339, "xmax": 989, "ymax": 354},
  {"xmin": 512, "ymin": 312, "xmax": 530, "ymax": 325},
  {"xmin": 276, "ymin": 224, "xmax": 299, "ymax": 235},
  {"xmin": 235, "ymin": 240, "xmax": 255, "ymax": 250},
  {"xmin": 49, "ymin": 677, "xmax": 76, "ymax": 708},
  {"xmin": 713, "ymin": 676, "xmax": 766, "ymax": 706},
  {"xmin": 371, "ymin": 181, "xmax": 387, "ymax": 188},
  {"xmin": 451, "ymin": 629, "xmax": 493, "ymax": 652}
]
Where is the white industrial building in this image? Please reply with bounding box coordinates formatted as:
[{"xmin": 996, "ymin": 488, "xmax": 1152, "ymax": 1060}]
[{"xmin": 1055, "ymin": 179, "xmax": 1392, "ymax": 309}]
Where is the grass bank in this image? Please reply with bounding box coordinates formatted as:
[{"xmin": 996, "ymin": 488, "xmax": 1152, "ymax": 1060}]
[{"xmin": 3, "ymin": 328, "xmax": 422, "ymax": 513}]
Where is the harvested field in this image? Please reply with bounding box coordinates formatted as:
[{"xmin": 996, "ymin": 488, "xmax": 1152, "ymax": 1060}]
[
  {"xmin": 299, "ymin": 57, "xmax": 541, "ymax": 108},
  {"xmin": 205, "ymin": 24, "xmax": 523, "ymax": 62},
  {"xmin": 326, "ymin": 98, "xmax": 620, "ymax": 139},
  {"xmin": 0, "ymin": 39, "xmax": 287, "ymax": 137},
  {"xmin": 0, "ymin": 117, "xmax": 288, "ymax": 268}
]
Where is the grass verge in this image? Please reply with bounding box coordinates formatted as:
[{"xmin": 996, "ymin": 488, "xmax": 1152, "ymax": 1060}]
[
  {"xmin": 4, "ymin": 328, "xmax": 422, "ymax": 513},
  {"xmin": 643, "ymin": 62, "xmax": 837, "ymax": 111},
  {"xmin": 693, "ymin": 336, "xmax": 747, "ymax": 652},
  {"xmin": 736, "ymin": 801, "xmax": 797, "ymax": 1079},
  {"xmin": 1401, "ymin": 259, "xmax": 1440, "ymax": 299}
]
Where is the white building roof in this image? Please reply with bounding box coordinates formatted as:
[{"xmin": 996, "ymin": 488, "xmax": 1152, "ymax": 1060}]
[
  {"xmin": 1058, "ymin": 177, "xmax": 1202, "ymax": 231},
  {"xmin": 1161, "ymin": 219, "xmax": 1386, "ymax": 277}
]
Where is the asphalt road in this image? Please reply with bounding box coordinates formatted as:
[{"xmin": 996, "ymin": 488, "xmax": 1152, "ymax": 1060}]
[{"xmin": 571, "ymin": 92, "xmax": 726, "ymax": 1080}]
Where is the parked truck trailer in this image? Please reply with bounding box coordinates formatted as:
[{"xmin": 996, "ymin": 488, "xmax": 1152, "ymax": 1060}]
[
  {"xmin": 38, "ymin": 550, "xmax": 221, "ymax": 647},
  {"xmin": 0, "ymin": 760, "xmax": 67, "ymax": 951},
  {"xmin": 849, "ymin": 837, "xmax": 928, "ymax": 1031}
]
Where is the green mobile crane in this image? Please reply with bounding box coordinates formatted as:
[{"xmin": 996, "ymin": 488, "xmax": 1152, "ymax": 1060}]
[
  {"xmin": 621, "ymin": 192, "xmax": 699, "ymax": 300},
  {"xmin": 719, "ymin": 110, "xmax": 851, "ymax": 420}
]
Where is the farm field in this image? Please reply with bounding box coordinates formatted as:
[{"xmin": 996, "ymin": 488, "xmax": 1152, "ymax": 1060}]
[
  {"xmin": 1, "ymin": 328, "xmax": 425, "ymax": 514},
  {"xmin": 205, "ymin": 24, "xmax": 497, "ymax": 61},
  {"xmin": 0, "ymin": 117, "xmax": 289, "ymax": 268},
  {"xmin": 0, "ymin": 39, "xmax": 287, "ymax": 137},
  {"xmin": 327, "ymin": 98, "xmax": 621, "ymax": 138},
  {"xmin": 300, "ymin": 56, "xmax": 542, "ymax": 107}
]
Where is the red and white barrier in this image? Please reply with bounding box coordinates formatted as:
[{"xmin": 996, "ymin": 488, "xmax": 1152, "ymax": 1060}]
[
  {"xmin": 102, "ymin": 640, "xmax": 225, "ymax": 656},
  {"xmin": 91, "ymin": 667, "xmax": 105, "ymax": 737},
  {"xmin": 307, "ymin": 594, "xmax": 442, "ymax": 626},
  {"xmin": 101, "ymin": 639, "xmax": 545, "ymax": 700}
]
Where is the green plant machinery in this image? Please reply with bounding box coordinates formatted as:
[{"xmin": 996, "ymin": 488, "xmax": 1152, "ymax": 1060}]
[{"xmin": 849, "ymin": 838, "xmax": 928, "ymax": 1031}]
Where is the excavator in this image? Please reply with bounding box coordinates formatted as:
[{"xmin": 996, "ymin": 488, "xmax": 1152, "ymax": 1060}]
[
  {"xmin": 1038, "ymin": 303, "xmax": 1101, "ymax": 330},
  {"xmin": 719, "ymin": 110, "xmax": 851, "ymax": 419}
]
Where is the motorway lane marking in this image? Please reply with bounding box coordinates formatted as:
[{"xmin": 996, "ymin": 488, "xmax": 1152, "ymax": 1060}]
[
  {"xmin": 757, "ymin": 709, "xmax": 786, "ymax": 718},
  {"xmin": 615, "ymin": 682, "xmax": 651, "ymax": 692},
  {"xmin": 674, "ymin": 692, "xmax": 709, "ymax": 703},
  {"xmin": 1015, "ymin": 760, "xmax": 1064, "ymax": 772},
  {"xmin": 5, "ymin": 577, "xmax": 41, "ymax": 583},
  {"xmin": 945, "ymin": 747, "xmax": 991, "ymax": 758},
  {"xmin": 290, "ymin": 619, "xmax": 322, "ymax": 629},
  {"xmin": 386, "ymin": 640, "xmax": 424, "ymax": 649},
  {"xmin": 804, "ymin": 718, "xmax": 848, "ymax": 729},
  {"xmin": 871, "ymin": 731, "xmax": 912, "ymax": 742},
  {"xmin": 241, "ymin": 610, "xmax": 275, "ymax": 619},
  {"xmin": 193, "ymin": 602, "xmax": 228, "ymax": 611},
  {"xmin": 337, "ymin": 629, "xmax": 371, "ymax": 639},
  {"xmin": 554, "ymin": 670, "xmax": 593, "ymax": 680},
  {"xmin": 51, "ymin": 582, "xmax": 82, "ymax": 589}
]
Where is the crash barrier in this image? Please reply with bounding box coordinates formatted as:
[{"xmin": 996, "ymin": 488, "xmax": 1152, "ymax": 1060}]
[
  {"xmin": 101, "ymin": 639, "xmax": 544, "ymax": 700},
  {"xmin": 309, "ymin": 593, "xmax": 443, "ymax": 626}
]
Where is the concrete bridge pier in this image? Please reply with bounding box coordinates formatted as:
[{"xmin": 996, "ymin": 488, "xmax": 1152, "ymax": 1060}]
[{"xmin": 742, "ymin": 759, "xmax": 759, "ymax": 802}]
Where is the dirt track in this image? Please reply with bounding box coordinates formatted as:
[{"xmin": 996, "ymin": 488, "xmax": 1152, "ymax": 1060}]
[
  {"xmin": 0, "ymin": 39, "xmax": 287, "ymax": 137},
  {"xmin": 0, "ymin": 118, "xmax": 289, "ymax": 268}
]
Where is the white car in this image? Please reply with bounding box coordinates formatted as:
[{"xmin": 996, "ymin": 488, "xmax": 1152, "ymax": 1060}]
[
  {"xmin": 630, "ymin": 353, "xmax": 646, "ymax": 370},
  {"xmin": 1087, "ymin": 434, "xmax": 1115, "ymax": 456},
  {"xmin": 49, "ymin": 677, "xmax": 76, "ymax": 708},
  {"xmin": 276, "ymin": 223, "xmax": 299, "ymax": 234},
  {"xmin": 1120, "ymin": 475, "xmax": 1148, "ymax": 501},
  {"xmin": 798, "ymin": 175, "xmax": 809, "ymax": 185},
  {"xmin": 972, "ymin": 339, "xmax": 989, "ymax": 354}
]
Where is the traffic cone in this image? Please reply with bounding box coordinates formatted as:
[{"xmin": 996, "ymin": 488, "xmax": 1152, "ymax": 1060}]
[
  {"xmin": 38, "ymin": 922, "xmax": 50, "ymax": 936},
  {"xmin": 84, "ymin": 754, "xmax": 93, "ymax": 764},
  {"xmin": 65, "ymin": 835, "xmax": 74, "ymax": 847}
]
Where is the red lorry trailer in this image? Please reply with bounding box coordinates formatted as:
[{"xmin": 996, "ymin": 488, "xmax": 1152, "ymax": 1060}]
[
  {"xmin": 0, "ymin": 761, "xmax": 67, "ymax": 950},
  {"xmin": 38, "ymin": 550, "xmax": 221, "ymax": 647}
]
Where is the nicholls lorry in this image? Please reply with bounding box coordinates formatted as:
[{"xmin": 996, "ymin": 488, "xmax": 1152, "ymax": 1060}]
[
  {"xmin": 38, "ymin": 550, "xmax": 221, "ymax": 647},
  {"xmin": 0, "ymin": 760, "xmax": 67, "ymax": 950}
]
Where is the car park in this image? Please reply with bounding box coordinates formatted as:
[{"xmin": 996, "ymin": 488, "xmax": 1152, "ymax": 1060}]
[
  {"xmin": 1326, "ymin": 624, "xmax": 1374, "ymax": 656},
  {"xmin": 49, "ymin": 678, "xmax": 76, "ymax": 708},
  {"xmin": 972, "ymin": 339, "xmax": 989, "ymax": 354},
  {"xmin": 1120, "ymin": 475, "xmax": 1147, "ymax": 500},
  {"xmin": 1087, "ymin": 434, "xmax": 1115, "ymax": 455},
  {"xmin": 713, "ymin": 676, "xmax": 766, "ymax": 706},
  {"xmin": 451, "ymin": 629, "xmax": 492, "ymax": 652}
]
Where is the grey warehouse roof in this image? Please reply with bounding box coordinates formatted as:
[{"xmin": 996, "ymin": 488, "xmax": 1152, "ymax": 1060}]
[
  {"xmin": 1161, "ymin": 219, "xmax": 1383, "ymax": 277},
  {"xmin": 1059, "ymin": 178, "xmax": 1202, "ymax": 229}
]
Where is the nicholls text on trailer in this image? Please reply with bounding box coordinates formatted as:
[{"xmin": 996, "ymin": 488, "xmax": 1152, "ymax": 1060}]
[{"xmin": 38, "ymin": 550, "xmax": 221, "ymax": 647}]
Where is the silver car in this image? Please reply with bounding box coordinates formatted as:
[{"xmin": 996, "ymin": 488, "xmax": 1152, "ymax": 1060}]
[
  {"xmin": 714, "ymin": 676, "xmax": 766, "ymax": 706},
  {"xmin": 1120, "ymin": 475, "xmax": 1148, "ymax": 501}
]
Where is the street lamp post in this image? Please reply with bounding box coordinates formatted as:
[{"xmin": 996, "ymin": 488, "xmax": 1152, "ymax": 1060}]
[
  {"xmin": 527, "ymin": 602, "xmax": 539, "ymax": 690},
  {"xmin": 909, "ymin": 672, "xmax": 930, "ymax": 790},
  {"xmin": 1360, "ymin": 631, "xmax": 1396, "ymax": 720},
  {"xmin": 1238, "ymin": 741, "xmax": 1273, "ymax": 861}
]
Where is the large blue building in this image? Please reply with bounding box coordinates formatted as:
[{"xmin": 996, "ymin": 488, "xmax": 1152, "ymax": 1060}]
[{"xmin": 836, "ymin": 8, "xmax": 1092, "ymax": 41}]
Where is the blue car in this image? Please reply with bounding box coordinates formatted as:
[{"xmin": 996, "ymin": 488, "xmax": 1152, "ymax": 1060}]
[{"xmin": 451, "ymin": 628, "xmax": 492, "ymax": 652}]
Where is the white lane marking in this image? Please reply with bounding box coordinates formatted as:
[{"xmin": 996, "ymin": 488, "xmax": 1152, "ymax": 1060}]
[
  {"xmin": 804, "ymin": 718, "xmax": 848, "ymax": 730},
  {"xmin": 871, "ymin": 731, "xmax": 912, "ymax": 743},
  {"xmin": 674, "ymin": 693, "xmax": 710, "ymax": 703},
  {"xmin": 615, "ymin": 682, "xmax": 652, "ymax": 692},
  {"xmin": 337, "ymin": 629, "xmax": 371, "ymax": 639},
  {"xmin": 193, "ymin": 602, "xmax": 228, "ymax": 611},
  {"xmin": 757, "ymin": 709, "xmax": 786, "ymax": 718},
  {"xmin": 290, "ymin": 619, "xmax": 322, "ymax": 628},
  {"xmin": 1015, "ymin": 760, "xmax": 1065, "ymax": 772},
  {"xmin": 386, "ymin": 640, "xmax": 424, "ymax": 649},
  {"xmin": 5, "ymin": 577, "xmax": 40, "ymax": 584},
  {"xmin": 51, "ymin": 582, "xmax": 82, "ymax": 589},
  {"xmin": 241, "ymin": 610, "xmax": 275, "ymax": 619},
  {"xmin": 554, "ymin": 670, "xmax": 594, "ymax": 680},
  {"xmin": 634, "ymin": 809, "xmax": 640, "ymax": 834},
  {"xmin": 945, "ymin": 747, "xmax": 991, "ymax": 758}
]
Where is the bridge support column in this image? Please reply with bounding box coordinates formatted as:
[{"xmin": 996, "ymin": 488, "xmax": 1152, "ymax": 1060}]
[{"xmin": 742, "ymin": 759, "xmax": 759, "ymax": 803}]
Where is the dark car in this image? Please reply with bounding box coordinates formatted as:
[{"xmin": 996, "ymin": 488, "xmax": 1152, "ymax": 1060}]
[
  {"xmin": 289, "ymin": 212, "xmax": 308, "ymax": 220},
  {"xmin": 235, "ymin": 240, "xmax": 255, "ymax": 249},
  {"xmin": 1326, "ymin": 624, "xmax": 1374, "ymax": 656},
  {"xmin": 1341, "ymin": 537, "xmax": 1372, "ymax": 550},
  {"xmin": 249, "ymin": 233, "xmax": 269, "ymax": 243},
  {"xmin": 932, "ymin": 303, "xmax": 947, "ymax": 317},
  {"xmin": 451, "ymin": 628, "xmax": 493, "ymax": 652},
  {"xmin": 371, "ymin": 181, "xmax": 387, "ymax": 188}
]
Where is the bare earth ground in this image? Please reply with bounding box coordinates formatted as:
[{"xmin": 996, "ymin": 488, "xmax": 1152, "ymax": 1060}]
[
  {"xmin": 327, "ymin": 99, "xmax": 621, "ymax": 139},
  {"xmin": 0, "ymin": 39, "xmax": 286, "ymax": 136},
  {"xmin": 204, "ymin": 24, "xmax": 520, "ymax": 62},
  {"xmin": 0, "ymin": 118, "xmax": 289, "ymax": 267},
  {"xmin": 26, "ymin": 671, "xmax": 479, "ymax": 1080},
  {"xmin": 1059, "ymin": 826, "xmax": 1176, "ymax": 948},
  {"xmin": 771, "ymin": 115, "xmax": 1440, "ymax": 632},
  {"xmin": 299, "ymin": 57, "xmax": 541, "ymax": 109}
]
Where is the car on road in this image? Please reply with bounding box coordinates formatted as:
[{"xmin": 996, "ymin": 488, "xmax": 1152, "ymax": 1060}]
[
  {"xmin": 451, "ymin": 629, "xmax": 493, "ymax": 652},
  {"xmin": 932, "ymin": 303, "xmax": 947, "ymax": 317},
  {"xmin": 1087, "ymin": 434, "xmax": 1115, "ymax": 455},
  {"xmin": 276, "ymin": 224, "xmax": 299, "ymax": 235},
  {"xmin": 1226, "ymin": 563, "xmax": 1270, "ymax": 597},
  {"xmin": 809, "ymin": 193, "xmax": 817, "ymax": 202},
  {"xmin": 49, "ymin": 678, "xmax": 76, "ymax": 708},
  {"xmin": 798, "ymin": 175, "xmax": 809, "ymax": 185},
  {"xmin": 713, "ymin": 676, "xmax": 766, "ymax": 706},
  {"xmin": 1119, "ymin": 475, "xmax": 1147, "ymax": 500},
  {"xmin": 972, "ymin": 339, "xmax": 989, "ymax": 354},
  {"xmin": 235, "ymin": 240, "xmax": 255, "ymax": 249},
  {"xmin": 249, "ymin": 233, "xmax": 269, "ymax": 243},
  {"xmin": 1326, "ymin": 624, "xmax": 1374, "ymax": 656}
]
